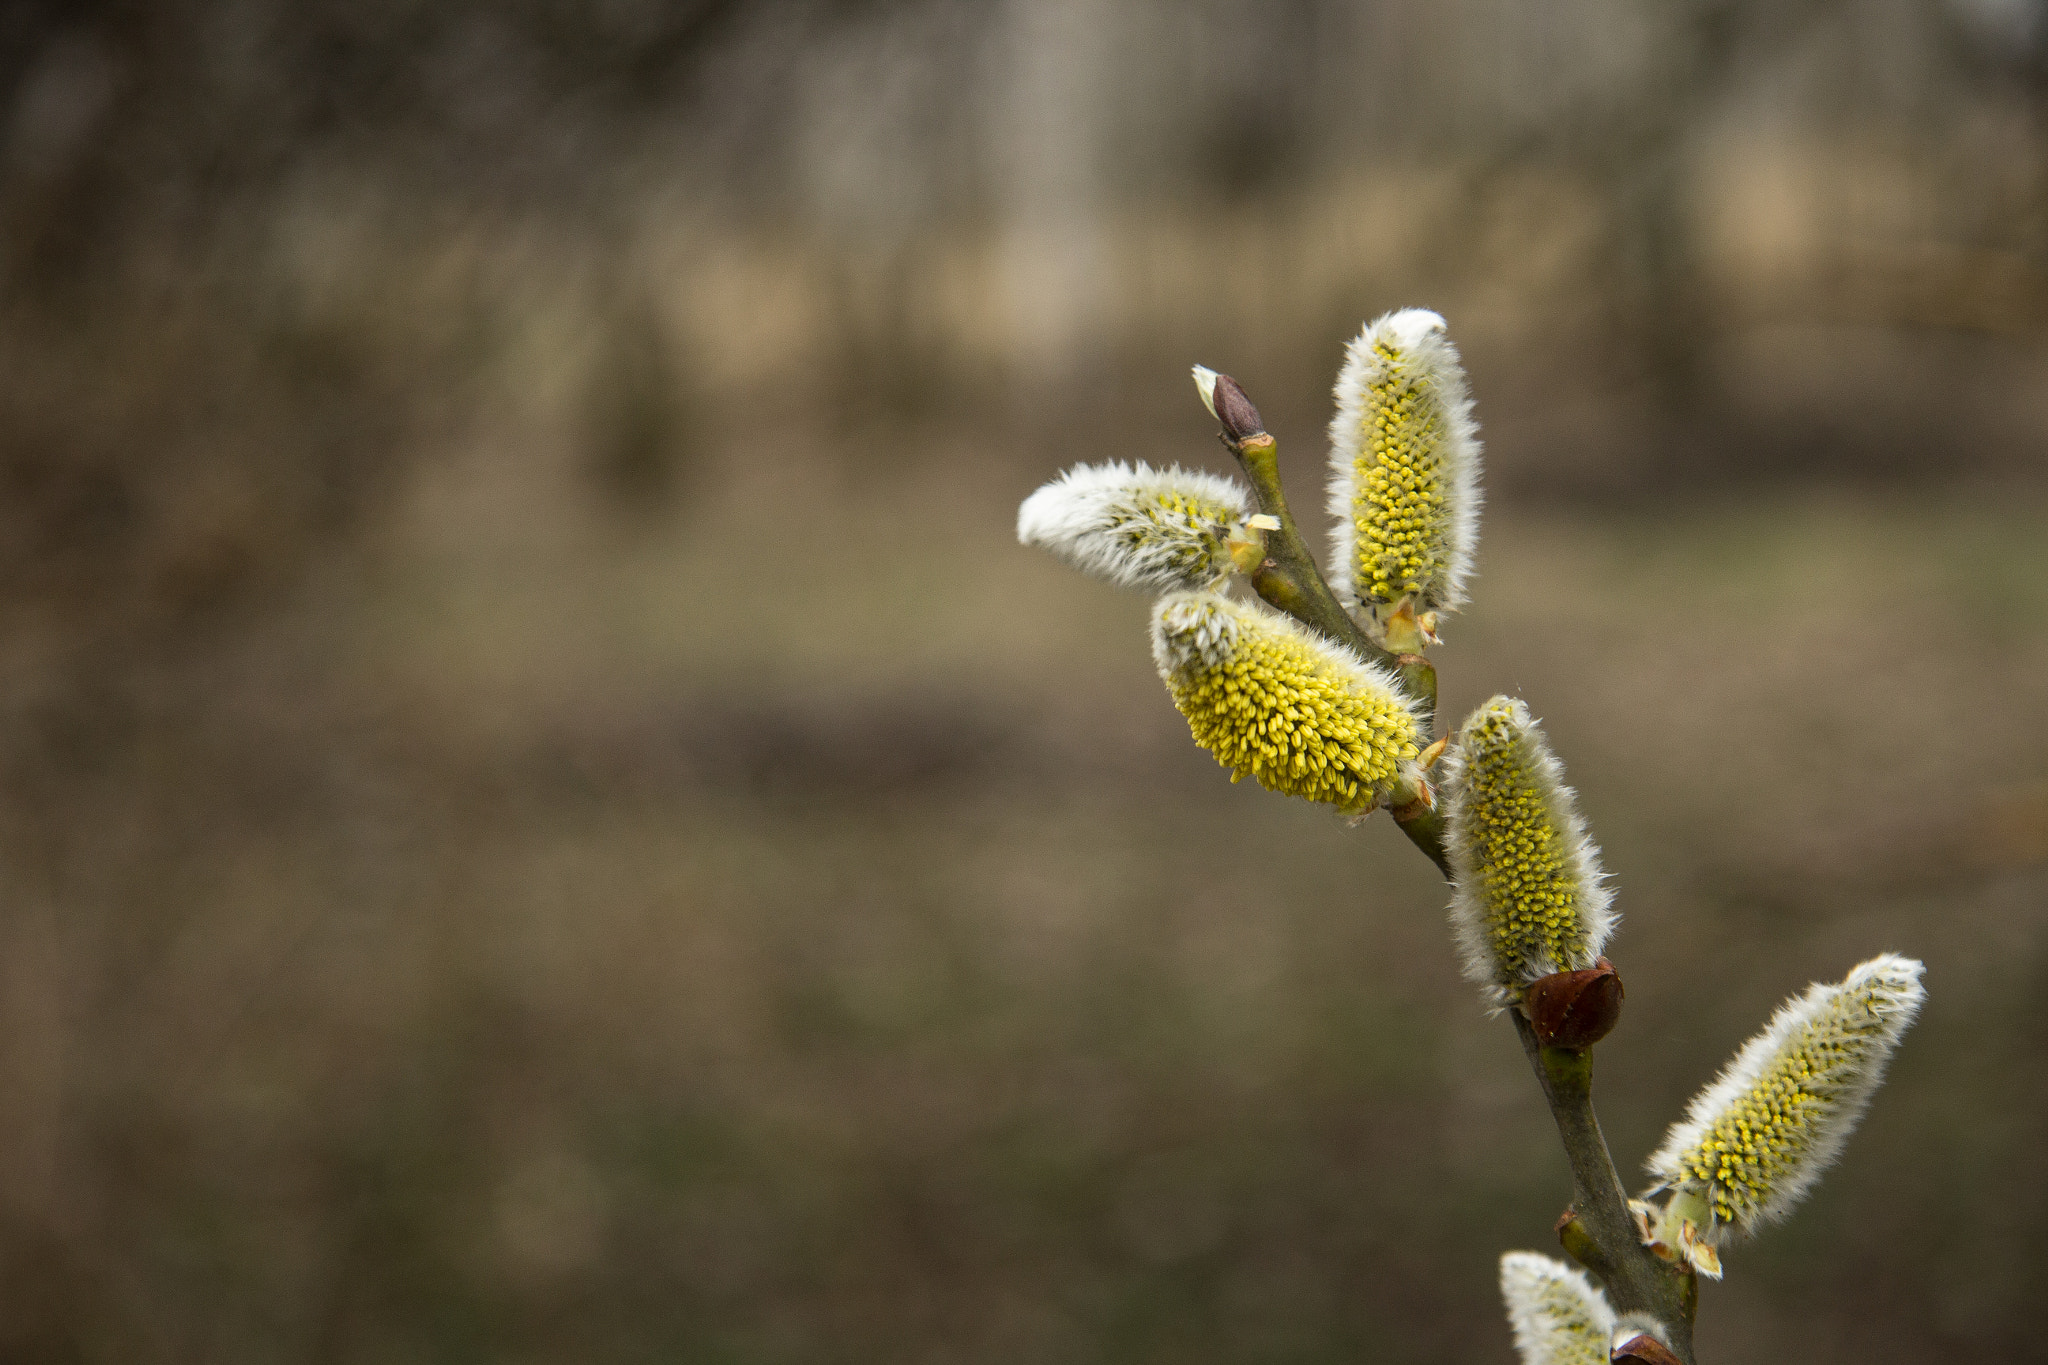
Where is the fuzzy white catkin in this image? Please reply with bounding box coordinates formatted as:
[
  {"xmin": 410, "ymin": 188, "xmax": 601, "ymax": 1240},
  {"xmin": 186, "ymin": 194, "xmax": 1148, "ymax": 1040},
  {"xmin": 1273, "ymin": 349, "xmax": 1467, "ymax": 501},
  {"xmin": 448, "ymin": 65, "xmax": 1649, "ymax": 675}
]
[
  {"xmin": 1444, "ymin": 696, "xmax": 1615, "ymax": 1009},
  {"xmin": 1645, "ymin": 953, "xmax": 1925, "ymax": 1243},
  {"xmin": 1018, "ymin": 460, "xmax": 1253, "ymax": 591},
  {"xmin": 1499, "ymin": 1252, "xmax": 1614, "ymax": 1365},
  {"xmin": 1325, "ymin": 308, "xmax": 1482, "ymax": 630}
]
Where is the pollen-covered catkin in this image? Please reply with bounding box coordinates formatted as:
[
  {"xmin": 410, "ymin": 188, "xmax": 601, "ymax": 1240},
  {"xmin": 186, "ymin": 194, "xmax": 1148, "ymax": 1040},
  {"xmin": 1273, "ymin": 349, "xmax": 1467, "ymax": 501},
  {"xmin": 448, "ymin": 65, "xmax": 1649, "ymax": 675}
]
[
  {"xmin": 1018, "ymin": 461, "xmax": 1257, "ymax": 592},
  {"xmin": 1151, "ymin": 591, "xmax": 1422, "ymax": 813},
  {"xmin": 1326, "ymin": 308, "xmax": 1481, "ymax": 648},
  {"xmin": 1645, "ymin": 953, "xmax": 1925, "ymax": 1244},
  {"xmin": 1499, "ymin": 1252, "xmax": 1614, "ymax": 1365},
  {"xmin": 1445, "ymin": 697, "xmax": 1615, "ymax": 1009}
]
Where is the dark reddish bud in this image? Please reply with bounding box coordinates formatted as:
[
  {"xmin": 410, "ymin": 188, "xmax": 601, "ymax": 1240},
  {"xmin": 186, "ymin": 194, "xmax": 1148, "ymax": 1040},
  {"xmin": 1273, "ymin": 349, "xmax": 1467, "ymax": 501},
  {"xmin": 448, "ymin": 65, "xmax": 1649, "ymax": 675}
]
[
  {"xmin": 1210, "ymin": 373, "xmax": 1266, "ymax": 444},
  {"xmin": 1612, "ymin": 1332, "xmax": 1683, "ymax": 1365},
  {"xmin": 1526, "ymin": 957, "xmax": 1623, "ymax": 1050}
]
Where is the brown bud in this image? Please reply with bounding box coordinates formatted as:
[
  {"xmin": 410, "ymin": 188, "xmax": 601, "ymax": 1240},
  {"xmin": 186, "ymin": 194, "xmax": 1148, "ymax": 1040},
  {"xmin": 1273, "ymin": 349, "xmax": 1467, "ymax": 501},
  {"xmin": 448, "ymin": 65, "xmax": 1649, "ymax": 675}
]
[
  {"xmin": 1612, "ymin": 1332, "xmax": 1683, "ymax": 1365},
  {"xmin": 1554, "ymin": 1207, "xmax": 1602, "ymax": 1273},
  {"xmin": 1210, "ymin": 373, "xmax": 1266, "ymax": 444},
  {"xmin": 1526, "ymin": 957, "xmax": 1623, "ymax": 1050}
]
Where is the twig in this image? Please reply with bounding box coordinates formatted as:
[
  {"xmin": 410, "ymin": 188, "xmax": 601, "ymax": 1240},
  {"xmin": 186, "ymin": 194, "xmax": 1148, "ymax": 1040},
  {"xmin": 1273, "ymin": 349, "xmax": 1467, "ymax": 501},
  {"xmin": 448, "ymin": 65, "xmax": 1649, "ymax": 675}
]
[
  {"xmin": 1218, "ymin": 417, "xmax": 1699, "ymax": 1360},
  {"xmin": 1220, "ymin": 430, "xmax": 1453, "ymax": 874},
  {"xmin": 1225, "ymin": 431, "xmax": 1391, "ymax": 667},
  {"xmin": 1514, "ymin": 1015, "xmax": 1698, "ymax": 1363}
]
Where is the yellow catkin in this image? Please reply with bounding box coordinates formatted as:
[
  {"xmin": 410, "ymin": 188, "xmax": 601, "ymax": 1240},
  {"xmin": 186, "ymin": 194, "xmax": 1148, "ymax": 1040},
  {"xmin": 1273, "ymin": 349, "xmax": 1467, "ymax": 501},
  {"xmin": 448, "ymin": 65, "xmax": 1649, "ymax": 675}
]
[
  {"xmin": 1461, "ymin": 706, "xmax": 1586, "ymax": 972},
  {"xmin": 1152, "ymin": 593, "xmax": 1420, "ymax": 813},
  {"xmin": 1325, "ymin": 309, "xmax": 1481, "ymax": 648},
  {"xmin": 1500, "ymin": 1252, "xmax": 1614, "ymax": 1365},
  {"xmin": 1446, "ymin": 697, "xmax": 1613, "ymax": 1004},
  {"xmin": 1351, "ymin": 339, "xmax": 1451, "ymax": 607},
  {"xmin": 1017, "ymin": 461, "xmax": 1255, "ymax": 592},
  {"xmin": 1526, "ymin": 1283, "xmax": 1607, "ymax": 1365},
  {"xmin": 1649, "ymin": 955, "xmax": 1925, "ymax": 1238},
  {"xmin": 1121, "ymin": 486, "xmax": 1237, "ymax": 582}
]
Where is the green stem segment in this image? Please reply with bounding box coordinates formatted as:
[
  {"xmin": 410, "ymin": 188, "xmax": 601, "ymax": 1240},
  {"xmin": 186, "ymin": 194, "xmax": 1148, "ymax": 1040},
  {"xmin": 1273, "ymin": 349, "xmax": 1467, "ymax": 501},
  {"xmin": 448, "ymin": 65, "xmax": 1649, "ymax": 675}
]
[
  {"xmin": 1394, "ymin": 654, "xmax": 1437, "ymax": 735},
  {"xmin": 1226, "ymin": 434, "xmax": 1395, "ymax": 669},
  {"xmin": 1514, "ymin": 1016, "xmax": 1700, "ymax": 1363},
  {"xmin": 1388, "ymin": 783, "xmax": 1452, "ymax": 878},
  {"xmin": 1225, "ymin": 431, "xmax": 1447, "ymax": 866}
]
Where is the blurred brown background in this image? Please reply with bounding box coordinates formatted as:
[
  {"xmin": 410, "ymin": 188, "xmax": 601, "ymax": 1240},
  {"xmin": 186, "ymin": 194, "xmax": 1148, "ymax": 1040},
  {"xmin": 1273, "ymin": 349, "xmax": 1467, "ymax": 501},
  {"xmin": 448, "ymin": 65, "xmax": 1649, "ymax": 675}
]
[{"xmin": 1, "ymin": 1, "xmax": 2045, "ymax": 1360}]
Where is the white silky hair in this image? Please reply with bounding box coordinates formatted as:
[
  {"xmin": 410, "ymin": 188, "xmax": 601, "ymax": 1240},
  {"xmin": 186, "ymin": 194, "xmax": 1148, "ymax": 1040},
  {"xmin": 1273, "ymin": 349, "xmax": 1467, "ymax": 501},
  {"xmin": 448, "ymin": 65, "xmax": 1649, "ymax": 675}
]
[
  {"xmin": 1324, "ymin": 307, "xmax": 1484, "ymax": 615},
  {"xmin": 1017, "ymin": 459, "xmax": 1251, "ymax": 591},
  {"xmin": 1644, "ymin": 953, "xmax": 1926, "ymax": 1241},
  {"xmin": 1149, "ymin": 589, "xmax": 1247, "ymax": 674},
  {"xmin": 1500, "ymin": 1251, "xmax": 1615, "ymax": 1365}
]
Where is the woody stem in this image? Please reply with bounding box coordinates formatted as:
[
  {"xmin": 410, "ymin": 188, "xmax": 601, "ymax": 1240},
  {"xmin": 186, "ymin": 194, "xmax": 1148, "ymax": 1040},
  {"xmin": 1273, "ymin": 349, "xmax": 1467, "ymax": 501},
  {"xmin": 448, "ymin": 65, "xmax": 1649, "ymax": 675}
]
[{"xmin": 1515, "ymin": 1016, "xmax": 1699, "ymax": 1362}]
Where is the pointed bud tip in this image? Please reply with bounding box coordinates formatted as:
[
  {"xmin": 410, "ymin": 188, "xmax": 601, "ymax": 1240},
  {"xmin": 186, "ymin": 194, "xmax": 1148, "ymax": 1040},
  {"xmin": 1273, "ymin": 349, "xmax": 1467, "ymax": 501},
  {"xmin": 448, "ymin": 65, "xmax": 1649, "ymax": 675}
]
[
  {"xmin": 1527, "ymin": 958, "xmax": 1624, "ymax": 1050},
  {"xmin": 1192, "ymin": 369, "xmax": 1265, "ymax": 443}
]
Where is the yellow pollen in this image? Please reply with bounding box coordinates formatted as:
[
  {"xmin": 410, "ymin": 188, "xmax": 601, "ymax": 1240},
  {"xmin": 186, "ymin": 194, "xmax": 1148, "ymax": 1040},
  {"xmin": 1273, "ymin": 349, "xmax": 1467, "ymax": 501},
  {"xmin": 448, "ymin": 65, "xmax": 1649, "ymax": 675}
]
[
  {"xmin": 1460, "ymin": 702, "xmax": 1590, "ymax": 984},
  {"xmin": 1160, "ymin": 606, "xmax": 1419, "ymax": 813},
  {"xmin": 1531, "ymin": 1281, "xmax": 1608, "ymax": 1365},
  {"xmin": 1351, "ymin": 341, "xmax": 1453, "ymax": 608},
  {"xmin": 1671, "ymin": 983, "xmax": 1902, "ymax": 1229},
  {"xmin": 1118, "ymin": 487, "xmax": 1240, "ymax": 582}
]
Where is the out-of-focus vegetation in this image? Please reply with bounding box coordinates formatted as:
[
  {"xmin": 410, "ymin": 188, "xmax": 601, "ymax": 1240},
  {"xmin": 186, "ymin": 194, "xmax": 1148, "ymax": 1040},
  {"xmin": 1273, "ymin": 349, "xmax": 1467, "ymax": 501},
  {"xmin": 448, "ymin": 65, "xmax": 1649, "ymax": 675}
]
[{"xmin": 0, "ymin": 1, "xmax": 2045, "ymax": 1360}]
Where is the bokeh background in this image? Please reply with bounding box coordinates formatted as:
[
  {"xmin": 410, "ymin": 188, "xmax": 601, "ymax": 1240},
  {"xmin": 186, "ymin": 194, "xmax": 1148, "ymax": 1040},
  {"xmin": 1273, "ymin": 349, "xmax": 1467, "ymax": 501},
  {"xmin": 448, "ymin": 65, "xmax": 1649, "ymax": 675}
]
[{"xmin": 2, "ymin": 1, "xmax": 2046, "ymax": 1360}]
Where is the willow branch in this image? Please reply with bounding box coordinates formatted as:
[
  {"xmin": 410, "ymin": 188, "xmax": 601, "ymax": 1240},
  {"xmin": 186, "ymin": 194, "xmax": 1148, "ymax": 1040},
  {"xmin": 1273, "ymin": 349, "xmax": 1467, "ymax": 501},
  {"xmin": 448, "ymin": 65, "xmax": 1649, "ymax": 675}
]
[
  {"xmin": 1223, "ymin": 432, "xmax": 1393, "ymax": 669},
  {"xmin": 1386, "ymin": 781, "xmax": 1452, "ymax": 879},
  {"xmin": 1216, "ymin": 430, "xmax": 1451, "ymax": 872},
  {"xmin": 1514, "ymin": 1016, "xmax": 1699, "ymax": 1362},
  {"xmin": 1394, "ymin": 653, "xmax": 1438, "ymax": 734},
  {"xmin": 1211, "ymin": 414, "xmax": 1697, "ymax": 1359}
]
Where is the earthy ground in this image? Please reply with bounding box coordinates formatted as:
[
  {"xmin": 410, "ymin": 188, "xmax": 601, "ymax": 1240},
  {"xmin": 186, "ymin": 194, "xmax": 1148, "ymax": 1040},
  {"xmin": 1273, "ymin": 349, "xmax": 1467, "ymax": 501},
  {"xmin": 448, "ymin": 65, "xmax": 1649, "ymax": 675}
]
[{"xmin": 2, "ymin": 393, "xmax": 2038, "ymax": 1361}]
